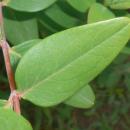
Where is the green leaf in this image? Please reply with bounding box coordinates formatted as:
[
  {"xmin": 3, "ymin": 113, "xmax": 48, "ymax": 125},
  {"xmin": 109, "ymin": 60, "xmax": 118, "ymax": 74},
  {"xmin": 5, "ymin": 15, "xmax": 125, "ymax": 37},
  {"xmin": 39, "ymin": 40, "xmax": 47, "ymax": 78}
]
[
  {"xmin": 15, "ymin": 18, "xmax": 130, "ymax": 107},
  {"xmin": 44, "ymin": 4, "xmax": 80, "ymax": 28},
  {"xmin": 37, "ymin": 10, "xmax": 61, "ymax": 33},
  {"xmin": 11, "ymin": 39, "xmax": 41, "ymax": 56},
  {"xmin": 10, "ymin": 39, "xmax": 41, "ymax": 70},
  {"xmin": 6, "ymin": 0, "xmax": 57, "ymax": 12},
  {"xmin": 0, "ymin": 100, "xmax": 7, "ymax": 107},
  {"xmin": 67, "ymin": 0, "xmax": 96, "ymax": 12},
  {"xmin": 65, "ymin": 85, "xmax": 95, "ymax": 108},
  {"xmin": 38, "ymin": 17, "xmax": 59, "ymax": 33},
  {"xmin": 0, "ymin": 108, "xmax": 32, "ymax": 130},
  {"xmin": 3, "ymin": 7, "xmax": 38, "ymax": 45},
  {"xmin": 105, "ymin": 0, "xmax": 130, "ymax": 9},
  {"xmin": 88, "ymin": 3, "xmax": 115, "ymax": 23},
  {"xmin": 9, "ymin": 51, "xmax": 21, "ymax": 71}
]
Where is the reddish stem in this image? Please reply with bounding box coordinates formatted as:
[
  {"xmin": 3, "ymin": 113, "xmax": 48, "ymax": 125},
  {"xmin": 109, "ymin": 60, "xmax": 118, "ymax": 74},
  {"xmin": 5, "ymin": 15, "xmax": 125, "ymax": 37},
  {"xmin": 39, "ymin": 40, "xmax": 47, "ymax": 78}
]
[
  {"xmin": 0, "ymin": 3, "xmax": 21, "ymax": 114},
  {"xmin": 1, "ymin": 41, "xmax": 16, "ymax": 91}
]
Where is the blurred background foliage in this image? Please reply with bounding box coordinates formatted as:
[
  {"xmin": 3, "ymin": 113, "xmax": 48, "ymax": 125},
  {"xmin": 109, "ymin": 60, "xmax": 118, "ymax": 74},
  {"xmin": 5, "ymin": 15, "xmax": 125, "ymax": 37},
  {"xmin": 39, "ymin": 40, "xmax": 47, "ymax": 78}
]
[{"xmin": 1, "ymin": 0, "xmax": 130, "ymax": 130}]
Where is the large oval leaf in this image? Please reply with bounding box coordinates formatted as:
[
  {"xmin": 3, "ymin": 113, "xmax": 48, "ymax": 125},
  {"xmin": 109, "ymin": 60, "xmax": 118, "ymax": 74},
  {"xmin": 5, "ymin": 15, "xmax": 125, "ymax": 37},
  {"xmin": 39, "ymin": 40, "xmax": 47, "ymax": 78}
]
[
  {"xmin": 65, "ymin": 85, "xmax": 95, "ymax": 108},
  {"xmin": 6, "ymin": 0, "xmax": 57, "ymax": 12},
  {"xmin": 15, "ymin": 18, "xmax": 130, "ymax": 107},
  {"xmin": 3, "ymin": 7, "xmax": 38, "ymax": 45},
  {"xmin": 67, "ymin": 0, "xmax": 96, "ymax": 12},
  {"xmin": 11, "ymin": 40, "xmax": 95, "ymax": 108},
  {"xmin": 105, "ymin": 0, "xmax": 130, "ymax": 9},
  {"xmin": 88, "ymin": 3, "xmax": 115, "ymax": 23},
  {"xmin": 0, "ymin": 108, "xmax": 32, "ymax": 130}
]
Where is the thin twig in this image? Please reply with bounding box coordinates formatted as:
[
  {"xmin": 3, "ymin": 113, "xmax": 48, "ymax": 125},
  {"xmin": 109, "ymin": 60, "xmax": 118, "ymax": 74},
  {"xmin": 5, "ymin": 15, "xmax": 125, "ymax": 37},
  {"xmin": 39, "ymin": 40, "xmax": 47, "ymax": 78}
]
[
  {"xmin": 0, "ymin": 2, "xmax": 21, "ymax": 114},
  {"xmin": 1, "ymin": 41, "xmax": 16, "ymax": 91}
]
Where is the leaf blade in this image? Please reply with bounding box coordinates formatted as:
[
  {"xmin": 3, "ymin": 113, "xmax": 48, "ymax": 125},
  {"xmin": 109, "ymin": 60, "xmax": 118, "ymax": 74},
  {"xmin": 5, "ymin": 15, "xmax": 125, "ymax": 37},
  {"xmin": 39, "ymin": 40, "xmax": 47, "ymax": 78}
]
[
  {"xmin": 7, "ymin": 0, "xmax": 57, "ymax": 12},
  {"xmin": 67, "ymin": 0, "xmax": 96, "ymax": 12},
  {"xmin": 88, "ymin": 3, "xmax": 115, "ymax": 23},
  {"xmin": 10, "ymin": 39, "xmax": 42, "ymax": 70},
  {"xmin": 15, "ymin": 18, "xmax": 130, "ymax": 107},
  {"xmin": 65, "ymin": 85, "xmax": 95, "ymax": 108},
  {"xmin": 0, "ymin": 109, "xmax": 32, "ymax": 130},
  {"xmin": 105, "ymin": 0, "xmax": 130, "ymax": 9},
  {"xmin": 3, "ymin": 7, "xmax": 39, "ymax": 45}
]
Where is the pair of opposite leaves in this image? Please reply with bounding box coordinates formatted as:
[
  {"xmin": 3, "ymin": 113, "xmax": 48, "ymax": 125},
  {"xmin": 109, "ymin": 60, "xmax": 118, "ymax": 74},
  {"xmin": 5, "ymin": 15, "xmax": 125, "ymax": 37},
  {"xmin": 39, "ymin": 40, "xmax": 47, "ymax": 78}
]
[{"xmin": 1, "ymin": 17, "xmax": 130, "ymax": 130}]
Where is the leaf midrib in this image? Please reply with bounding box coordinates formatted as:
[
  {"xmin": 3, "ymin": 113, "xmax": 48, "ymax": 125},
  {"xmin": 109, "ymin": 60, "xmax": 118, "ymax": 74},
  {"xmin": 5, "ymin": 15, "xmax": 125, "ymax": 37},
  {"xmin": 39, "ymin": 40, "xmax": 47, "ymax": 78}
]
[{"xmin": 22, "ymin": 23, "xmax": 129, "ymax": 96}]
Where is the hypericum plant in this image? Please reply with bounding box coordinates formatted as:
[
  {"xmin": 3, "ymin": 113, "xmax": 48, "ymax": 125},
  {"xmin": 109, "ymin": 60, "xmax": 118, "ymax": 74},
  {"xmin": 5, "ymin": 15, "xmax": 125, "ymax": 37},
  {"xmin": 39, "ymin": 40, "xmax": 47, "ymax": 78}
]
[{"xmin": 0, "ymin": 0, "xmax": 130, "ymax": 129}]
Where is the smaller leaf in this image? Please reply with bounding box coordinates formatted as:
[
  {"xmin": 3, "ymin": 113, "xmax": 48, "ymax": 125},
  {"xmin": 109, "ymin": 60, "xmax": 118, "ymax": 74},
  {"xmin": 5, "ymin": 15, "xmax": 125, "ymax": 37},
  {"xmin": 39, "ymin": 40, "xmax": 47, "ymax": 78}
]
[
  {"xmin": 10, "ymin": 52, "xmax": 21, "ymax": 71},
  {"xmin": 6, "ymin": 0, "xmax": 57, "ymax": 12},
  {"xmin": 10, "ymin": 39, "xmax": 41, "ymax": 70},
  {"xmin": 38, "ymin": 17, "xmax": 59, "ymax": 33},
  {"xmin": 65, "ymin": 85, "xmax": 95, "ymax": 108},
  {"xmin": 12, "ymin": 39, "xmax": 41, "ymax": 56},
  {"xmin": 3, "ymin": 7, "xmax": 39, "ymax": 45},
  {"xmin": 105, "ymin": 0, "xmax": 130, "ymax": 9},
  {"xmin": 44, "ymin": 4, "xmax": 80, "ymax": 28},
  {"xmin": 37, "ymin": 11, "xmax": 61, "ymax": 33},
  {"xmin": 88, "ymin": 3, "xmax": 115, "ymax": 23},
  {"xmin": 0, "ymin": 108, "xmax": 32, "ymax": 130},
  {"xmin": 67, "ymin": 0, "xmax": 96, "ymax": 12}
]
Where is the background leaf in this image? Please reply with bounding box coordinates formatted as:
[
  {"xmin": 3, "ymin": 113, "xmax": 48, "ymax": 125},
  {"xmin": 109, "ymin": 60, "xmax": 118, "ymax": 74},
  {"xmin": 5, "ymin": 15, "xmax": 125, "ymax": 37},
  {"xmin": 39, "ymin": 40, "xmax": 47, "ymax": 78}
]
[
  {"xmin": 65, "ymin": 85, "xmax": 95, "ymax": 108},
  {"xmin": 11, "ymin": 39, "xmax": 41, "ymax": 56},
  {"xmin": 6, "ymin": 0, "xmax": 57, "ymax": 12},
  {"xmin": 66, "ymin": 0, "xmax": 96, "ymax": 12},
  {"xmin": 0, "ymin": 108, "xmax": 32, "ymax": 130},
  {"xmin": 105, "ymin": 0, "xmax": 130, "ymax": 9},
  {"xmin": 15, "ymin": 18, "xmax": 130, "ymax": 107},
  {"xmin": 43, "ymin": 4, "xmax": 80, "ymax": 29},
  {"xmin": 88, "ymin": 3, "xmax": 115, "ymax": 23},
  {"xmin": 3, "ymin": 7, "xmax": 39, "ymax": 45},
  {"xmin": 10, "ymin": 39, "xmax": 41, "ymax": 70}
]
